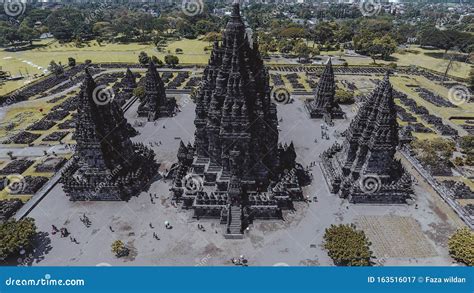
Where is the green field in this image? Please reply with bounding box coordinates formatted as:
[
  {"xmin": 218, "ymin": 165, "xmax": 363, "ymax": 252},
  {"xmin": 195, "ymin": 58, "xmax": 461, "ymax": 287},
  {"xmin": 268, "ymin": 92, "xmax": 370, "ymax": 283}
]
[
  {"xmin": 1, "ymin": 40, "xmax": 471, "ymax": 96},
  {"xmin": 0, "ymin": 38, "xmax": 212, "ymax": 95}
]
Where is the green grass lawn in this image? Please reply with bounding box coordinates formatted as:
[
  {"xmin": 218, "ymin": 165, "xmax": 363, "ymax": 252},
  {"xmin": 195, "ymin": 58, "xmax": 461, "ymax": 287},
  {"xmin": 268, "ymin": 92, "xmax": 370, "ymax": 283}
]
[
  {"xmin": 1, "ymin": 40, "xmax": 470, "ymax": 96},
  {"xmin": 0, "ymin": 38, "xmax": 212, "ymax": 95}
]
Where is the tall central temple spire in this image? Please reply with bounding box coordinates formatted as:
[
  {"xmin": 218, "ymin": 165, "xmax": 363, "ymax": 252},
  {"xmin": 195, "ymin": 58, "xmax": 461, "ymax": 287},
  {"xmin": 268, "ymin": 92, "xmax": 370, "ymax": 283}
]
[
  {"xmin": 172, "ymin": 2, "xmax": 306, "ymax": 238},
  {"xmin": 193, "ymin": 1, "xmax": 280, "ymax": 182}
]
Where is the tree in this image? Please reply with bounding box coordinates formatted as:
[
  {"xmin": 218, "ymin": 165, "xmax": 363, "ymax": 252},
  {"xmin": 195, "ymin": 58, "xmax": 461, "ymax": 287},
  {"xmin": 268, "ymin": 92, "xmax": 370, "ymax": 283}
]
[
  {"xmin": 68, "ymin": 57, "xmax": 76, "ymax": 67},
  {"xmin": 459, "ymin": 135, "xmax": 474, "ymax": 155},
  {"xmin": 194, "ymin": 19, "xmax": 219, "ymax": 35},
  {"xmin": 469, "ymin": 67, "xmax": 474, "ymax": 91},
  {"xmin": 151, "ymin": 56, "xmax": 164, "ymax": 67},
  {"xmin": 202, "ymin": 32, "xmax": 222, "ymax": 42},
  {"xmin": 279, "ymin": 27, "xmax": 306, "ymax": 41},
  {"xmin": 466, "ymin": 154, "xmax": 474, "ymax": 166},
  {"xmin": 278, "ymin": 39, "xmax": 294, "ymax": 54},
  {"xmin": 133, "ymin": 86, "xmax": 145, "ymax": 101},
  {"xmin": 453, "ymin": 157, "xmax": 464, "ymax": 166},
  {"xmin": 48, "ymin": 61, "xmax": 64, "ymax": 77},
  {"xmin": 448, "ymin": 227, "xmax": 474, "ymax": 266},
  {"xmin": 0, "ymin": 218, "xmax": 37, "ymax": 260},
  {"xmin": 111, "ymin": 240, "xmax": 129, "ymax": 257},
  {"xmin": 6, "ymin": 151, "xmax": 15, "ymax": 160},
  {"xmin": 312, "ymin": 22, "xmax": 336, "ymax": 46},
  {"xmin": 18, "ymin": 21, "xmax": 37, "ymax": 46},
  {"xmin": 335, "ymin": 89, "xmax": 354, "ymax": 104},
  {"xmin": 411, "ymin": 138, "xmax": 455, "ymax": 169},
  {"xmin": 418, "ymin": 28, "xmax": 459, "ymax": 53},
  {"xmin": 294, "ymin": 42, "xmax": 311, "ymax": 61},
  {"xmin": 164, "ymin": 55, "xmax": 179, "ymax": 67},
  {"xmin": 45, "ymin": 8, "xmax": 85, "ymax": 42},
  {"xmin": 371, "ymin": 35, "xmax": 397, "ymax": 60},
  {"xmin": 92, "ymin": 22, "xmax": 113, "ymax": 39},
  {"xmin": 323, "ymin": 224, "xmax": 373, "ymax": 266},
  {"xmin": 138, "ymin": 51, "xmax": 150, "ymax": 66}
]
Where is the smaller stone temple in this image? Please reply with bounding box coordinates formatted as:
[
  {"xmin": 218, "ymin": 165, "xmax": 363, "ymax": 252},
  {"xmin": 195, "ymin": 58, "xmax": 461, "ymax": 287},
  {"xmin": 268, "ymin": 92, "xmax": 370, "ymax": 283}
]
[
  {"xmin": 61, "ymin": 69, "xmax": 158, "ymax": 201},
  {"xmin": 114, "ymin": 68, "xmax": 137, "ymax": 106},
  {"xmin": 305, "ymin": 58, "xmax": 344, "ymax": 121},
  {"xmin": 121, "ymin": 68, "xmax": 137, "ymax": 93},
  {"xmin": 320, "ymin": 73, "xmax": 412, "ymax": 204},
  {"xmin": 137, "ymin": 62, "xmax": 176, "ymax": 121}
]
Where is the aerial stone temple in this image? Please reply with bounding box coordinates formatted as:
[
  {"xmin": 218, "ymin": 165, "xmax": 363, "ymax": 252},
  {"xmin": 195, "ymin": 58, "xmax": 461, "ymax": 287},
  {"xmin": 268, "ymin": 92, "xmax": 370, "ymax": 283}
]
[
  {"xmin": 61, "ymin": 69, "xmax": 158, "ymax": 201},
  {"xmin": 114, "ymin": 67, "xmax": 137, "ymax": 106},
  {"xmin": 137, "ymin": 62, "xmax": 176, "ymax": 121},
  {"xmin": 121, "ymin": 68, "xmax": 137, "ymax": 94},
  {"xmin": 305, "ymin": 58, "xmax": 344, "ymax": 121},
  {"xmin": 171, "ymin": 3, "xmax": 308, "ymax": 238},
  {"xmin": 320, "ymin": 73, "xmax": 412, "ymax": 204}
]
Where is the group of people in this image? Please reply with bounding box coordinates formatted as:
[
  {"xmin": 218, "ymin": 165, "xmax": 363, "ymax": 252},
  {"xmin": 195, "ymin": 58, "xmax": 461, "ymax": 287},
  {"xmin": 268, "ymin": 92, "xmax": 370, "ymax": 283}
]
[
  {"xmin": 152, "ymin": 232, "xmax": 160, "ymax": 240},
  {"xmin": 149, "ymin": 193, "xmax": 159, "ymax": 204},
  {"xmin": 231, "ymin": 255, "xmax": 248, "ymax": 266},
  {"xmin": 148, "ymin": 141, "xmax": 162, "ymax": 147},
  {"xmin": 52, "ymin": 225, "xmax": 79, "ymax": 244},
  {"xmin": 80, "ymin": 214, "xmax": 91, "ymax": 228}
]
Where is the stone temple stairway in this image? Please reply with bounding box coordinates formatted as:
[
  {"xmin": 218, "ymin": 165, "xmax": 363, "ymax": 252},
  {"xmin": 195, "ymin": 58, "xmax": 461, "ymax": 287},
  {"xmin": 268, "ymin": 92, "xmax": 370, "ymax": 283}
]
[{"xmin": 225, "ymin": 205, "xmax": 243, "ymax": 239}]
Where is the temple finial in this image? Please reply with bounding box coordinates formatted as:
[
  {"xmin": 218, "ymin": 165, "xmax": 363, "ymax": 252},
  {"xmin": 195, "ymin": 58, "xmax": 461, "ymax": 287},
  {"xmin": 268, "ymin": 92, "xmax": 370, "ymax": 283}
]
[{"xmin": 231, "ymin": 0, "xmax": 241, "ymax": 18}]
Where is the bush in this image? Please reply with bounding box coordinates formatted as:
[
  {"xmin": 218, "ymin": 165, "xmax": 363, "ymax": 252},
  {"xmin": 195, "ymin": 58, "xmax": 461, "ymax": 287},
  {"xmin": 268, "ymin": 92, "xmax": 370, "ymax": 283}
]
[
  {"xmin": 151, "ymin": 56, "xmax": 164, "ymax": 67},
  {"xmin": 138, "ymin": 51, "xmax": 150, "ymax": 65},
  {"xmin": 68, "ymin": 57, "xmax": 76, "ymax": 67},
  {"xmin": 448, "ymin": 227, "xmax": 474, "ymax": 266},
  {"xmin": 323, "ymin": 224, "xmax": 373, "ymax": 266},
  {"xmin": 111, "ymin": 240, "xmax": 129, "ymax": 257},
  {"xmin": 335, "ymin": 89, "xmax": 354, "ymax": 104},
  {"xmin": 453, "ymin": 157, "xmax": 464, "ymax": 166},
  {"xmin": 0, "ymin": 218, "xmax": 37, "ymax": 260},
  {"xmin": 164, "ymin": 55, "xmax": 179, "ymax": 67},
  {"xmin": 387, "ymin": 62, "xmax": 397, "ymax": 69},
  {"xmin": 133, "ymin": 86, "xmax": 145, "ymax": 100}
]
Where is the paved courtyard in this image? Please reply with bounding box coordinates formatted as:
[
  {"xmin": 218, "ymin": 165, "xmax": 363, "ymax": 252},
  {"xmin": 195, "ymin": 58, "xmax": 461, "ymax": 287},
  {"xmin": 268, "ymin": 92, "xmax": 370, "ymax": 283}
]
[{"xmin": 24, "ymin": 96, "xmax": 463, "ymax": 266}]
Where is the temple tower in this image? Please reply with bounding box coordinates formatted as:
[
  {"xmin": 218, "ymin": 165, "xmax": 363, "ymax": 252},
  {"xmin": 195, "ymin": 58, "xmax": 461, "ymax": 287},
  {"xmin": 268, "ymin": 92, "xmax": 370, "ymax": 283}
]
[
  {"xmin": 320, "ymin": 73, "xmax": 412, "ymax": 203},
  {"xmin": 61, "ymin": 69, "xmax": 158, "ymax": 201},
  {"xmin": 137, "ymin": 62, "xmax": 176, "ymax": 120},
  {"xmin": 305, "ymin": 59, "xmax": 344, "ymax": 121}
]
